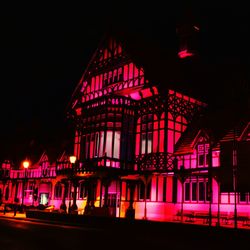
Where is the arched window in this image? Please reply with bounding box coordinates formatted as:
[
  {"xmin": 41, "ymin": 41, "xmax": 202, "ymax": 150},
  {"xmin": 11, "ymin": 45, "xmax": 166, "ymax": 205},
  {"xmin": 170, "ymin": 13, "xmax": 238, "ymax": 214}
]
[{"xmin": 54, "ymin": 182, "xmax": 62, "ymax": 199}]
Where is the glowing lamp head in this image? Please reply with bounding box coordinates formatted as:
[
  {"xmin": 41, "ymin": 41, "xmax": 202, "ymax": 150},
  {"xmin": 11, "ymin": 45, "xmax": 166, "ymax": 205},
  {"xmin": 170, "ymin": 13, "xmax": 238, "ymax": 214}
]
[
  {"xmin": 69, "ymin": 155, "xmax": 77, "ymax": 164},
  {"xmin": 23, "ymin": 160, "xmax": 30, "ymax": 169}
]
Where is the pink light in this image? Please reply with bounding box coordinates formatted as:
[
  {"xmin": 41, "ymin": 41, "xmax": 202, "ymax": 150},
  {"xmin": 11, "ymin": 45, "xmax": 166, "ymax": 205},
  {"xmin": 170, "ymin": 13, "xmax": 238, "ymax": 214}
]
[
  {"xmin": 76, "ymin": 108, "xmax": 81, "ymax": 116},
  {"xmin": 130, "ymin": 92, "xmax": 141, "ymax": 100},
  {"xmin": 178, "ymin": 49, "xmax": 194, "ymax": 59}
]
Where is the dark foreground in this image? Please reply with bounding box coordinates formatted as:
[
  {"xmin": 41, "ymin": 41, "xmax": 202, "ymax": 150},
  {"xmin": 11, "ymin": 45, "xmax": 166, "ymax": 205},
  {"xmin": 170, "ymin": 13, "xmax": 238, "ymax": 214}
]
[{"xmin": 0, "ymin": 215, "xmax": 249, "ymax": 250}]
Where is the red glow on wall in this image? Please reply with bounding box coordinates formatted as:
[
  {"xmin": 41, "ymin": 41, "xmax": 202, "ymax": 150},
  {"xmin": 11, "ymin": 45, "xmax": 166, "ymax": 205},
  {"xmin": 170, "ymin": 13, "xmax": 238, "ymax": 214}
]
[
  {"xmin": 76, "ymin": 108, "xmax": 82, "ymax": 116},
  {"xmin": 178, "ymin": 49, "xmax": 194, "ymax": 58},
  {"xmin": 141, "ymin": 88, "xmax": 152, "ymax": 98}
]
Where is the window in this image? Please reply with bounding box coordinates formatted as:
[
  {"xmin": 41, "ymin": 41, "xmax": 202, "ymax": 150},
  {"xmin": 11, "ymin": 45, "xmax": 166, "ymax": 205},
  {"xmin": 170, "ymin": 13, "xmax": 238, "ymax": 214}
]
[
  {"xmin": 118, "ymin": 67, "xmax": 123, "ymax": 81},
  {"xmin": 167, "ymin": 113, "xmax": 187, "ymax": 154},
  {"xmin": 185, "ymin": 180, "xmax": 210, "ymax": 202},
  {"xmin": 138, "ymin": 180, "xmax": 151, "ymax": 200},
  {"xmin": 240, "ymin": 192, "xmax": 247, "ymax": 202},
  {"xmin": 104, "ymin": 73, "xmax": 108, "ymax": 85},
  {"xmin": 105, "ymin": 131, "xmax": 113, "ymax": 157},
  {"xmin": 94, "ymin": 133, "xmax": 99, "ymax": 157},
  {"xmin": 137, "ymin": 114, "xmax": 161, "ymax": 155},
  {"xmin": 163, "ymin": 176, "xmax": 167, "ymax": 202},
  {"xmin": 141, "ymin": 133, "xmax": 146, "ymax": 154},
  {"xmin": 197, "ymin": 143, "xmax": 209, "ymax": 167},
  {"xmin": 108, "ymin": 71, "xmax": 113, "ymax": 84},
  {"xmin": 192, "ymin": 182, "xmax": 197, "ymax": 201},
  {"xmin": 113, "ymin": 131, "xmax": 120, "ymax": 158},
  {"xmin": 199, "ymin": 182, "xmax": 205, "ymax": 201},
  {"xmin": 113, "ymin": 69, "xmax": 118, "ymax": 82},
  {"xmin": 206, "ymin": 182, "xmax": 210, "ymax": 201},
  {"xmin": 185, "ymin": 183, "xmax": 190, "ymax": 201}
]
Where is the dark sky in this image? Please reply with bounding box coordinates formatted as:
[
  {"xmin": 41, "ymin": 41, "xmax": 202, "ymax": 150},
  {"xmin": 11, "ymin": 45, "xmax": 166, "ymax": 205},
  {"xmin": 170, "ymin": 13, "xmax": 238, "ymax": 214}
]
[{"xmin": 0, "ymin": 2, "xmax": 249, "ymax": 164}]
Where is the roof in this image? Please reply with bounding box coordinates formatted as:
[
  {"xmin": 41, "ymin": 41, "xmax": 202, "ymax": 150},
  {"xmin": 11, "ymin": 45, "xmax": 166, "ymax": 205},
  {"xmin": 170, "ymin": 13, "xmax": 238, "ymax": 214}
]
[{"xmin": 69, "ymin": 14, "xmax": 249, "ymax": 111}]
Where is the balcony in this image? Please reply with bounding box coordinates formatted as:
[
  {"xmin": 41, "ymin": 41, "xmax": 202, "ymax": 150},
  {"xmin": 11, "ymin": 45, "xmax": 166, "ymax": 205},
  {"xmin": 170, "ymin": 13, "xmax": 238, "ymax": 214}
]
[{"xmin": 56, "ymin": 156, "xmax": 135, "ymax": 176}]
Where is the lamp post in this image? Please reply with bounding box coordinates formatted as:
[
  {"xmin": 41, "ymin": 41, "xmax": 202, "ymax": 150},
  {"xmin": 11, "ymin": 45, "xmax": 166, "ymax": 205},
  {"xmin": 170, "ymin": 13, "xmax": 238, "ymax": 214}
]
[
  {"xmin": 69, "ymin": 156, "xmax": 77, "ymax": 214},
  {"xmin": 21, "ymin": 160, "xmax": 30, "ymax": 212}
]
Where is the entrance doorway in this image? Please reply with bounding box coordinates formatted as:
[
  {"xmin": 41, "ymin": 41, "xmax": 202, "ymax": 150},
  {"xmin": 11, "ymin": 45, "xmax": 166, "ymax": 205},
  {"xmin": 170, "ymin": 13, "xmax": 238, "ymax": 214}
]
[
  {"xmin": 40, "ymin": 193, "xmax": 49, "ymax": 205},
  {"xmin": 107, "ymin": 193, "xmax": 120, "ymax": 217}
]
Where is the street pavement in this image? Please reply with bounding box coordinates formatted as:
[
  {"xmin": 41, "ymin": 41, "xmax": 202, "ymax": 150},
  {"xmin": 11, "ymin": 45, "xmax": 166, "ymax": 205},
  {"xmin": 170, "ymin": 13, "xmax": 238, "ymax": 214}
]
[{"xmin": 0, "ymin": 211, "xmax": 250, "ymax": 250}]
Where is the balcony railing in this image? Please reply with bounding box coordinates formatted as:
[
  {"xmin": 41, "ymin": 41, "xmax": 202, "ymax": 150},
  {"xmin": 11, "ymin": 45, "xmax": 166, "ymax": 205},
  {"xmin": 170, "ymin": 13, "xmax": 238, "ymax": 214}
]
[
  {"xmin": 135, "ymin": 152, "xmax": 176, "ymax": 172},
  {"xmin": 56, "ymin": 157, "xmax": 135, "ymax": 176},
  {"xmin": 8, "ymin": 167, "xmax": 57, "ymax": 179}
]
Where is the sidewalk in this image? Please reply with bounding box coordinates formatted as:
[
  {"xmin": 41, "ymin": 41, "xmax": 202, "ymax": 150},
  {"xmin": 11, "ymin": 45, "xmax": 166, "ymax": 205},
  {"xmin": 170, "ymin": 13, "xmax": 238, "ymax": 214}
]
[{"xmin": 0, "ymin": 211, "xmax": 26, "ymax": 219}]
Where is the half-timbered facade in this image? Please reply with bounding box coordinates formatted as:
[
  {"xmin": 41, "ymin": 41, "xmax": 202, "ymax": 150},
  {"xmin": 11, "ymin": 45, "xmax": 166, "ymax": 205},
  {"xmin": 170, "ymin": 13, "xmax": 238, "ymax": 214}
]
[{"xmin": 1, "ymin": 33, "xmax": 249, "ymax": 227}]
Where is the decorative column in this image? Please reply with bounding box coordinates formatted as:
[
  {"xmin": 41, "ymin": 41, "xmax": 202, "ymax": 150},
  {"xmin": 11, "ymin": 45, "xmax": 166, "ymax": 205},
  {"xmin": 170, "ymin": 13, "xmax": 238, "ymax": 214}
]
[
  {"xmin": 140, "ymin": 174, "xmax": 152, "ymax": 220},
  {"xmin": 71, "ymin": 180, "xmax": 78, "ymax": 212},
  {"xmin": 60, "ymin": 181, "xmax": 67, "ymax": 212},
  {"xmin": 208, "ymin": 146, "xmax": 213, "ymax": 227}
]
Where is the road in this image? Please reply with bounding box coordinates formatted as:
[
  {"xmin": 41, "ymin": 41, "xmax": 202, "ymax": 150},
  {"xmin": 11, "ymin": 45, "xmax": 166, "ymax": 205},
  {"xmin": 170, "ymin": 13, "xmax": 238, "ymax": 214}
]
[{"xmin": 0, "ymin": 217, "xmax": 249, "ymax": 250}]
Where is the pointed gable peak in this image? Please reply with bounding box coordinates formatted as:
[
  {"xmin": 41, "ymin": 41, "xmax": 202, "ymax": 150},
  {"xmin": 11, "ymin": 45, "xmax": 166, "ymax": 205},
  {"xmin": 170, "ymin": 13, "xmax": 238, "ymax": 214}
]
[
  {"xmin": 191, "ymin": 129, "xmax": 210, "ymax": 148},
  {"xmin": 239, "ymin": 122, "xmax": 250, "ymax": 141},
  {"xmin": 57, "ymin": 151, "xmax": 69, "ymax": 163},
  {"xmin": 39, "ymin": 151, "xmax": 49, "ymax": 163}
]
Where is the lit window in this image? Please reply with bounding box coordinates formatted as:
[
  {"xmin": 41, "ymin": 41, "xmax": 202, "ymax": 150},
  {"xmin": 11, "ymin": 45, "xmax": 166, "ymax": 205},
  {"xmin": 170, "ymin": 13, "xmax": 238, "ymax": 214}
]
[
  {"xmin": 197, "ymin": 143, "xmax": 209, "ymax": 167},
  {"xmin": 185, "ymin": 182, "xmax": 190, "ymax": 201}
]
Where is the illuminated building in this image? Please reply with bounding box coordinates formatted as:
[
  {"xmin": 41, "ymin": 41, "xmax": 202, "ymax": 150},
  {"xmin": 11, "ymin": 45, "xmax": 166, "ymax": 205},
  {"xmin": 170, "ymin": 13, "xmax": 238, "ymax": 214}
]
[{"xmin": 0, "ymin": 30, "xmax": 249, "ymax": 227}]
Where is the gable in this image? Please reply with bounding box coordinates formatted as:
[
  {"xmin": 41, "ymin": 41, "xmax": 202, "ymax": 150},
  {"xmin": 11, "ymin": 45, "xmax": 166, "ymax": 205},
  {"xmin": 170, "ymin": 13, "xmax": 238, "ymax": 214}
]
[
  {"xmin": 191, "ymin": 129, "xmax": 210, "ymax": 148},
  {"xmin": 38, "ymin": 152, "xmax": 49, "ymax": 163},
  {"xmin": 57, "ymin": 151, "xmax": 69, "ymax": 163},
  {"xmin": 239, "ymin": 122, "xmax": 250, "ymax": 141},
  {"xmin": 70, "ymin": 36, "xmax": 149, "ymax": 109}
]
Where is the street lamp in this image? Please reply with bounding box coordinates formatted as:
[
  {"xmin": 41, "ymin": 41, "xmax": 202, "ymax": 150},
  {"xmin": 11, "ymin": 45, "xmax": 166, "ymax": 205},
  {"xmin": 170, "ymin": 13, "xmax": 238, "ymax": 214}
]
[
  {"xmin": 68, "ymin": 155, "xmax": 77, "ymax": 214},
  {"xmin": 69, "ymin": 156, "xmax": 77, "ymax": 165},
  {"xmin": 21, "ymin": 160, "xmax": 30, "ymax": 212}
]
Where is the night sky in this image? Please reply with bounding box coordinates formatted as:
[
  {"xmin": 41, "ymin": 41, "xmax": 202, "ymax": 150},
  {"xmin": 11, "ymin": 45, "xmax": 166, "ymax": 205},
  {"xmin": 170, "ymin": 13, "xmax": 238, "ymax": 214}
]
[{"xmin": 0, "ymin": 3, "xmax": 249, "ymax": 164}]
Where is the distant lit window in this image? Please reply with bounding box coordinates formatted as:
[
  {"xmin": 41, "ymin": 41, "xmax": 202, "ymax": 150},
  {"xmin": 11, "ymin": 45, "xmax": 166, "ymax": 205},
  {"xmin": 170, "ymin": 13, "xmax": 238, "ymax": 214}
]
[
  {"xmin": 184, "ymin": 182, "xmax": 190, "ymax": 201},
  {"xmin": 197, "ymin": 143, "xmax": 209, "ymax": 167},
  {"xmin": 185, "ymin": 180, "xmax": 210, "ymax": 202}
]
